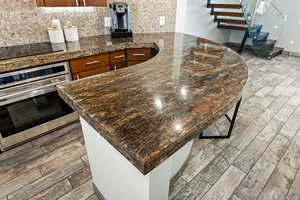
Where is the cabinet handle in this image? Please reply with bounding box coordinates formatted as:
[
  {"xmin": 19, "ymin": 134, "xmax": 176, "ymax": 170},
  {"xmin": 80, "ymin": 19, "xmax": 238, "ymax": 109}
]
[
  {"xmin": 113, "ymin": 55, "xmax": 125, "ymax": 59},
  {"xmin": 86, "ymin": 61, "xmax": 100, "ymax": 65},
  {"xmin": 132, "ymin": 53, "xmax": 145, "ymax": 56}
]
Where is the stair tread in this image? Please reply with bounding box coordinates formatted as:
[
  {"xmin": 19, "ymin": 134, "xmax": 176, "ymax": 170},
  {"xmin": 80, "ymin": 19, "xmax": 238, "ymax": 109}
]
[
  {"xmin": 253, "ymin": 32, "xmax": 270, "ymax": 41},
  {"xmin": 218, "ymin": 24, "xmax": 247, "ymax": 31},
  {"xmin": 253, "ymin": 46, "xmax": 283, "ymax": 59},
  {"xmin": 211, "ymin": 11, "xmax": 244, "ymax": 17},
  {"xmin": 269, "ymin": 47, "xmax": 284, "ymax": 57},
  {"xmin": 208, "ymin": 4, "xmax": 241, "ymax": 9},
  {"xmin": 253, "ymin": 39, "xmax": 276, "ymax": 46},
  {"xmin": 215, "ymin": 18, "xmax": 246, "ymax": 24}
]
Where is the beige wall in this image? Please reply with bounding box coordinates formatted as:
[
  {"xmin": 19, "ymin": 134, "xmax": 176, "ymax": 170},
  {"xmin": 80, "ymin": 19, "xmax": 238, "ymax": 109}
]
[{"xmin": 0, "ymin": 0, "xmax": 177, "ymax": 47}]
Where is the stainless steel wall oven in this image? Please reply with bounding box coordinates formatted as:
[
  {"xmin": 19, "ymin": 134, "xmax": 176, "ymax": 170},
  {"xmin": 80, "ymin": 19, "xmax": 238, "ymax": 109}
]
[{"xmin": 0, "ymin": 62, "xmax": 78, "ymax": 151}]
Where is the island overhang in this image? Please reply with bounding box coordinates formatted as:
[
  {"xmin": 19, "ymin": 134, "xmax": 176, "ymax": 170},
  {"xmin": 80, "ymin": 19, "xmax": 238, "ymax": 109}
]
[{"xmin": 57, "ymin": 32, "xmax": 248, "ymax": 175}]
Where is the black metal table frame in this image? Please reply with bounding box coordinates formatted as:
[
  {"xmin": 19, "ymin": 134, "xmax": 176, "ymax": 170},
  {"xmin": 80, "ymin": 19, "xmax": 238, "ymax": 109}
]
[{"xmin": 199, "ymin": 97, "xmax": 242, "ymax": 139}]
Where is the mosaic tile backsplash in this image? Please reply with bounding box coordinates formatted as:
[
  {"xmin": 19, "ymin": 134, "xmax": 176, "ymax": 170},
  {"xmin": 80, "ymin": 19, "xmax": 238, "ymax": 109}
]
[{"xmin": 0, "ymin": 0, "xmax": 177, "ymax": 47}]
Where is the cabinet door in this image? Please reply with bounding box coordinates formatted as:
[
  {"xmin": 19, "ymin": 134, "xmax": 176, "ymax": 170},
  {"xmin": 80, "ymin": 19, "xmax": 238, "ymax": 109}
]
[
  {"xmin": 42, "ymin": 0, "xmax": 79, "ymax": 7},
  {"xmin": 127, "ymin": 48, "xmax": 152, "ymax": 62},
  {"xmin": 70, "ymin": 54, "xmax": 110, "ymax": 74},
  {"xmin": 111, "ymin": 62, "xmax": 128, "ymax": 71},
  {"xmin": 36, "ymin": 0, "xmax": 45, "ymax": 6},
  {"xmin": 110, "ymin": 50, "xmax": 127, "ymax": 65},
  {"xmin": 37, "ymin": 0, "xmax": 107, "ymax": 7},
  {"xmin": 73, "ymin": 66, "xmax": 111, "ymax": 80},
  {"xmin": 127, "ymin": 60, "xmax": 144, "ymax": 67},
  {"xmin": 70, "ymin": 53, "xmax": 110, "ymax": 80},
  {"xmin": 79, "ymin": 0, "xmax": 107, "ymax": 6}
]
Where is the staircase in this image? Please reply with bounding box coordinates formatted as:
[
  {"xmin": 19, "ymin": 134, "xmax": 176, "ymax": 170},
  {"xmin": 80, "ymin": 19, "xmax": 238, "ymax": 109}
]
[{"xmin": 207, "ymin": 0, "xmax": 284, "ymax": 59}]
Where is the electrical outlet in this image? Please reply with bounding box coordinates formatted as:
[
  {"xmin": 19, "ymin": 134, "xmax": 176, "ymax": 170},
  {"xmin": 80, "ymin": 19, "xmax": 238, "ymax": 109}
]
[
  {"xmin": 159, "ymin": 16, "xmax": 165, "ymax": 26},
  {"xmin": 104, "ymin": 17, "xmax": 111, "ymax": 28}
]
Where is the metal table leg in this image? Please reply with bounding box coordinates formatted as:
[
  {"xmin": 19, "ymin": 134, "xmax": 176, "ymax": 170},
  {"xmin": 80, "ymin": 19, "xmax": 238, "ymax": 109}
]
[{"xmin": 199, "ymin": 97, "xmax": 242, "ymax": 139}]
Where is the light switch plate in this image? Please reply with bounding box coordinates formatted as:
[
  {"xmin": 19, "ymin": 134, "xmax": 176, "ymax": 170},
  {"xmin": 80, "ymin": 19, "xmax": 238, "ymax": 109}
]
[
  {"xmin": 159, "ymin": 39, "xmax": 164, "ymax": 47},
  {"xmin": 104, "ymin": 17, "xmax": 111, "ymax": 28},
  {"xmin": 160, "ymin": 16, "xmax": 165, "ymax": 26}
]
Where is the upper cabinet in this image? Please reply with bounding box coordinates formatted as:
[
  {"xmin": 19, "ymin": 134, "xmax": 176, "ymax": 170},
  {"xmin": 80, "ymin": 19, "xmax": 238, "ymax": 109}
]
[{"xmin": 36, "ymin": 0, "xmax": 107, "ymax": 7}]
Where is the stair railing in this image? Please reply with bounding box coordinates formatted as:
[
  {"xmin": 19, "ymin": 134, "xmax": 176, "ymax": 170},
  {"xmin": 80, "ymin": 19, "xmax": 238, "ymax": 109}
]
[{"xmin": 240, "ymin": 0, "xmax": 258, "ymax": 27}]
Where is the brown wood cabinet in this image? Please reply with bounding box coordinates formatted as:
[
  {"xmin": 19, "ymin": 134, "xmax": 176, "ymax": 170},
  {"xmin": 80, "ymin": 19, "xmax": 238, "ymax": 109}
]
[
  {"xmin": 36, "ymin": 0, "xmax": 46, "ymax": 6},
  {"xmin": 110, "ymin": 50, "xmax": 127, "ymax": 71},
  {"xmin": 73, "ymin": 66, "xmax": 111, "ymax": 80},
  {"xmin": 127, "ymin": 48, "xmax": 152, "ymax": 62},
  {"xmin": 127, "ymin": 48, "xmax": 152, "ymax": 67},
  {"xmin": 70, "ymin": 54, "xmax": 110, "ymax": 80},
  {"xmin": 79, "ymin": 0, "xmax": 107, "ymax": 6},
  {"xmin": 69, "ymin": 48, "xmax": 155, "ymax": 80},
  {"xmin": 36, "ymin": 0, "xmax": 107, "ymax": 7}
]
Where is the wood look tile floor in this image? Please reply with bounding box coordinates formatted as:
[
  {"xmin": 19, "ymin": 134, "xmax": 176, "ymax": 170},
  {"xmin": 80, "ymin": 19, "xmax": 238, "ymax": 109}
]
[{"xmin": 1, "ymin": 52, "xmax": 300, "ymax": 200}]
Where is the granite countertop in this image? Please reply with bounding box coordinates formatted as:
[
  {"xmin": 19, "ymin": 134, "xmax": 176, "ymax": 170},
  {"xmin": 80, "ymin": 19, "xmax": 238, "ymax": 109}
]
[
  {"xmin": 56, "ymin": 32, "xmax": 248, "ymax": 175},
  {"xmin": 0, "ymin": 34, "xmax": 156, "ymax": 73}
]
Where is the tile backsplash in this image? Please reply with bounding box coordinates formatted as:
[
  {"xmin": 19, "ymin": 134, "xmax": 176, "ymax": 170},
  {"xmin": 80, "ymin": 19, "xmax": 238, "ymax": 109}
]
[{"xmin": 0, "ymin": 0, "xmax": 177, "ymax": 47}]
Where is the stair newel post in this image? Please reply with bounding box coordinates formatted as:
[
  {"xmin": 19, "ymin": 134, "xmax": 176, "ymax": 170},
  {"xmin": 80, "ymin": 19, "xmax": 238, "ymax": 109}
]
[{"xmin": 238, "ymin": 29, "xmax": 249, "ymax": 53}]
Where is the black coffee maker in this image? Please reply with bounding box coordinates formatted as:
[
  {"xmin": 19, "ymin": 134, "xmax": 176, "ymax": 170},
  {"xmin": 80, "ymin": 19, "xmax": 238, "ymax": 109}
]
[{"xmin": 109, "ymin": 2, "xmax": 133, "ymax": 38}]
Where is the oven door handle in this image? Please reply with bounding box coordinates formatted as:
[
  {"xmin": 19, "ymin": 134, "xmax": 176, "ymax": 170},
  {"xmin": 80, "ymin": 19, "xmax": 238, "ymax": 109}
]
[{"xmin": 0, "ymin": 81, "xmax": 66, "ymax": 106}]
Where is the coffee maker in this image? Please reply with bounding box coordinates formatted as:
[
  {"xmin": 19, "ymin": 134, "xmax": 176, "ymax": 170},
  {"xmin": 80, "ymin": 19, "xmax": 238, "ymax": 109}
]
[{"xmin": 109, "ymin": 2, "xmax": 133, "ymax": 38}]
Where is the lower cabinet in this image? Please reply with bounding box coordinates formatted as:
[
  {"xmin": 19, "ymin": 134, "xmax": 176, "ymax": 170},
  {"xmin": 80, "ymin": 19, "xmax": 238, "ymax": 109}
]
[
  {"xmin": 73, "ymin": 66, "xmax": 111, "ymax": 80},
  {"xmin": 111, "ymin": 62, "xmax": 128, "ymax": 70},
  {"xmin": 69, "ymin": 48, "xmax": 155, "ymax": 80},
  {"xmin": 36, "ymin": 0, "xmax": 107, "ymax": 7},
  {"xmin": 127, "ymin": 60, "xmax": 146, "ymax": 66}
]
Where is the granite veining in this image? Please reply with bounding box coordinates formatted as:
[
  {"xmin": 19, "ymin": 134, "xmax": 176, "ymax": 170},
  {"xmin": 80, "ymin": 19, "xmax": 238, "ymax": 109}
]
[{"xmin": 56, "ymin": 32, "xmax": 248, "ymax": 175}]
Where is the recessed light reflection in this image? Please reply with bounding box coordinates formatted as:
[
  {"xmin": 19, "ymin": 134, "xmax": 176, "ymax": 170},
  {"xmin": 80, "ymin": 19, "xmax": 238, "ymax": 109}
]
[
  {"xmin": 180, "ymin": 87, "xmax": 188, "ymax": 98},
  {"xmin": 154, "ymin": 97, "xmax": 163, "ymax": 110},
  {"xmin": 174, "ymin": 123, "xmax": 182, "ymax": 132},
  {"xmin": 204, "ymin": 43, "xmax": 208, "ymax": 49}
]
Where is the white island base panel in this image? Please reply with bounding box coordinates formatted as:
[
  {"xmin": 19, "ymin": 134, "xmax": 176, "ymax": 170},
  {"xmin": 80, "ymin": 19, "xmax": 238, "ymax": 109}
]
[{"xmin": 80, "ymin": 117, "xmax": 193, "ymax": 200}]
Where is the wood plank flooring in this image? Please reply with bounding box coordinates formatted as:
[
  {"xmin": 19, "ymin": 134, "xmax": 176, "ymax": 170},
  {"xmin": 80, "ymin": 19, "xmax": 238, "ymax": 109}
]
[{"xmin": 1, "ymin": 52, "xmax": 300, "ymax": 200}]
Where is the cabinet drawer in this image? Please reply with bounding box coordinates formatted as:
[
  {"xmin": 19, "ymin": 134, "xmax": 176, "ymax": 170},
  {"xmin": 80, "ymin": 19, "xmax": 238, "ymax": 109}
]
[
  {"xmin": 111, "ymin": 62, "xmax": 128, "ymax": 70},
  {"xmin": 127, "ymin": 60, "xmax": 144, "ymax": 67},
  {"xmin": 110, "ymin": 50, "xmax": 126, "ymax": 64},
  {"xmin": 73, "ymin": 65, "xmax": 110, "ymax": 80},
  {"xmin": 127, "ymin": 48, "xmax": 152, "ymax": 61},
  {"xmin": 79, "ymin": 0, "xmax": 107, "ymax": 6},
  {"xmin": 70, "ymin": 53, "xmax": 110, "ymax": 74},
  {"xmin": 43, "ymin": 0, "xmax": 78, "ymax": 7}
]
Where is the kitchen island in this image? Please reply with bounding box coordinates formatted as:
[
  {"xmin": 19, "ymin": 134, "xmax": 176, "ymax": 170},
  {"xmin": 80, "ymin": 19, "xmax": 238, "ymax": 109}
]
[{"xmin": 57, "ymin": 32, "xmax": 248, "ymax": 200}]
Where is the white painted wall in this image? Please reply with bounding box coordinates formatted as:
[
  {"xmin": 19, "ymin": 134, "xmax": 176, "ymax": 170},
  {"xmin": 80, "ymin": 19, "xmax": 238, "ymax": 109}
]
[
  {"xmin": 176, "ymin": 0, "xmax": 231, "ymax": 43},
  {"xmin": 229, "ymin": 0, "xmax": 300, "ymax": 53},
  {"xmin": 271, "ymin": 0, "xmax": 300, "ymax": 53}
]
